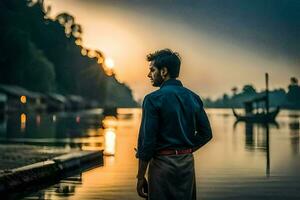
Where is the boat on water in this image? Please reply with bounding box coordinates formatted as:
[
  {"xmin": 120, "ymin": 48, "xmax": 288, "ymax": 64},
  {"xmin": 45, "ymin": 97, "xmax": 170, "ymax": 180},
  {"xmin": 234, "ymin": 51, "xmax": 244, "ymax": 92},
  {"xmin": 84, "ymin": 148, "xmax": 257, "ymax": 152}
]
[
  {"xmin": 232, "ymin": 73, "xmax": 280, "ymax": 123},
  {"xmin": 232, "ymin": 105, "xmax": 280, "ymax": 122}
]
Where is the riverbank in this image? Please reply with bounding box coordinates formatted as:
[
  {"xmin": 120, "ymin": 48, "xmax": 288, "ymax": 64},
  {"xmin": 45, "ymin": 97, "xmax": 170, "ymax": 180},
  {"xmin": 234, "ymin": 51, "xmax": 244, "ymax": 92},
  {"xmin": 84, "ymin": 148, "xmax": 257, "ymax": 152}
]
[
  {"xmin": 0, "ymin": 144, "xmax": 103, "ymax": 193},
  {"xmin": 0, "ymin": 144, "xmax": 72, "ymax": 171}
]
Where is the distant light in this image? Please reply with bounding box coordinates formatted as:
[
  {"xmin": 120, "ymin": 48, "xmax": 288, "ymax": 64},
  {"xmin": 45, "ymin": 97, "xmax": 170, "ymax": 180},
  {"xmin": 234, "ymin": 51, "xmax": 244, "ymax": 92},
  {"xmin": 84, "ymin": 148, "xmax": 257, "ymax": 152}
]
[
  {"xmin": 36, "ymin": 115, "xmax": 41, "ymax": 125},
  {"xmin": 20, "ymin": 96, "xmax": 27, "ymax": 104},
  {"xmin": 105, "ymin": 58, "xmax": 115, "ymax": 69},
  {"xmin": 52, "ymin": 115, "xmax": 57, "ymax": 122},
  {"xmin": 76, "ymin": 116, "xmax": 80, "ymax": 123}
]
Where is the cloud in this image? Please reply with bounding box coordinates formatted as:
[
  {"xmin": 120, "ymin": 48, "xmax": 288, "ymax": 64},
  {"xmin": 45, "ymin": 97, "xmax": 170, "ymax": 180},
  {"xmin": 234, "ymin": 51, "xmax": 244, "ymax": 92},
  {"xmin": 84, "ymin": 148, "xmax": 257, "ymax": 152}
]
[{"xmin": 85, "ymin": 0, "xmax": 300, "ymax": 65}]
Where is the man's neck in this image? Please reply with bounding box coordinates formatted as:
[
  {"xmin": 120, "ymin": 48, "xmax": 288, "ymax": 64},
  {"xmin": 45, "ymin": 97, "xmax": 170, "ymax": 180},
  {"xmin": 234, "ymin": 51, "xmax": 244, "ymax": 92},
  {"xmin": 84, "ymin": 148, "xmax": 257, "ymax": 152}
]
[
  {"xmin": 163, "ymin": 76, "xmax": 171, "ymax": 83},
  {"xmin": 159, "ymin": 76, "xmax": 174, "ymax": 87}
]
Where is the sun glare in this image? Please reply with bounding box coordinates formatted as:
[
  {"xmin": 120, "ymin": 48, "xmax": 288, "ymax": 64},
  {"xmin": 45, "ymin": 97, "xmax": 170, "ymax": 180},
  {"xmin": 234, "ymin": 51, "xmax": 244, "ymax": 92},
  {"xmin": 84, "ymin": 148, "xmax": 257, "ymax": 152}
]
[{"xmin": 105, "ymin": 58, "xmax": 114, "ymax": 69}]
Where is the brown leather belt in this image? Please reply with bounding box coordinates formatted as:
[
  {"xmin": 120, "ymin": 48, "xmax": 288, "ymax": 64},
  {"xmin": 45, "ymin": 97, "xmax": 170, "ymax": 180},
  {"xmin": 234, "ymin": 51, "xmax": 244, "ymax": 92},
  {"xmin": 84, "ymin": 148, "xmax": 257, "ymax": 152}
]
[{"xmin": 157, "ymin": 148, "xmax": 193, "ymax": 156}]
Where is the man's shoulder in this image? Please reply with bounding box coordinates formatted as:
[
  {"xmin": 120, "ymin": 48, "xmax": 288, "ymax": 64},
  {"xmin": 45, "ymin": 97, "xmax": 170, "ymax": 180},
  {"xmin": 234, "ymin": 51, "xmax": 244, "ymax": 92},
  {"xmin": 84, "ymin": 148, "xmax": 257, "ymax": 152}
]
[
  {"xmin": 179, "ymin": 87, "xmax": 204, "ymax": 105},
  {"xmin": 142, "ymin": 91, "xmax": 163, "ymax": 109},
  {"xmin": 182, "ymin": 87, "xmax": 201, "ymax": 98},
  {"xmin": 145, "ymin": 86, "xmax": 202, "ymax": 102},
  {"xmin": 148, "ymin": 86, "xmax": 201, "ymax": 98},
  {"xmin": 144, "ymin": 90, "xmax": 162, "ymax": 101}
]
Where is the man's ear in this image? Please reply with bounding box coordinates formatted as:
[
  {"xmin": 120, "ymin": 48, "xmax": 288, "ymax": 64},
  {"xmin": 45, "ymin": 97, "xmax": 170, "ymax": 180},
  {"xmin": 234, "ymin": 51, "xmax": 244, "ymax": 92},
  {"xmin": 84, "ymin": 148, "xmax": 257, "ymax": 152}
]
[{"xmin": 160, "ymin": 67, "xmax": 168, "ymax": 78}]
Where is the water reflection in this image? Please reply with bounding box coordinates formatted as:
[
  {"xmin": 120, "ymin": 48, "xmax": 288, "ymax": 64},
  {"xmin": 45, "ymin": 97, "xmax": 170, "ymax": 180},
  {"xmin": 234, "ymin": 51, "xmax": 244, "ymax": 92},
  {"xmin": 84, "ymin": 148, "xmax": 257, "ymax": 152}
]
[
  {"xmin": 234, "ymin": 121, "xmax": 271, "ymax": 176},
  {"xmin": 231, "ymin": 110, "xmax": 300, "ymax": 179},
  {"xmin": 2, "ymin": 109, "xmax": 300, "ymax": 199},
  {"xmin": 104, "ymin": 128, "xmax": 116, "ymax": 156},
  {"xmin": 102, "ymin": 116, "xmax": 117, "ymax": 156},
  {"xmin": 0, "ymin": 110, "xmax": 105, "ymax": 150},
  {"xmin": 20, "ymin": 174, "xmax": 83, "ymax": 199},
  {"xmin": 289, "ymin": 114, "xmax": 299, "ymax": 155},
  {"xmin": 265, "ymin": 123, "xmax": 270, "ymax": 177},
  {"xmin": 20, "ymin": 113, "xmax": 26, "ymax": 132},
  {"xmin": 0, "ymin": 110, "xmax": 126, "ymax": 154},
  {"xmin": 102, "ymin": 116, "xmax": 118, "ymax": 128}
]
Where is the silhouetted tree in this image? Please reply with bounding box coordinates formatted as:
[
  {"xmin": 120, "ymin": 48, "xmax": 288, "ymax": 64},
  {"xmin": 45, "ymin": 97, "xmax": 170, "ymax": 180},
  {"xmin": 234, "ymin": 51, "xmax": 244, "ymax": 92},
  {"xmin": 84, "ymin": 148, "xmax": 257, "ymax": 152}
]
[
  {"xmin": 290, "ymin": 77, "xmax": 298, "ymax": 85},
  {"xmin": 0, "ymin": 1, "xmax": 55, "ymax": 92},
  {"xmin": 0, "ymin": 0, "xmax": 137, "ymax": 106},
  {"xmin": 242, "ymin": 84, "xmax": 256, "ymax": 94},
  {"xmin": 287, "ymin": 77, "xmax": 300, "ymax": 105},
  {"xmin": 231, "ymin": 86, "xmax": 238, "ymax": 96}
]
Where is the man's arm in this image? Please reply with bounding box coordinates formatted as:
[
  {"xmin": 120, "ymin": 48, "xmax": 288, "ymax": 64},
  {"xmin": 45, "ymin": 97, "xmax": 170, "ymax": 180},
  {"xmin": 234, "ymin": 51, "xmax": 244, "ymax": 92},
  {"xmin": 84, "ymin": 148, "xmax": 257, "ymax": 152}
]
[
  {"xmin": 136, "ymin": 95, "xmax": 159, "ymax": 198},
  {"xmin": 136, "ymin": 95, "xmax": 159, "ymax": 161},
  {"xmin": 193, "ymin": 100, "xmax": 213, "ymax": 152}
]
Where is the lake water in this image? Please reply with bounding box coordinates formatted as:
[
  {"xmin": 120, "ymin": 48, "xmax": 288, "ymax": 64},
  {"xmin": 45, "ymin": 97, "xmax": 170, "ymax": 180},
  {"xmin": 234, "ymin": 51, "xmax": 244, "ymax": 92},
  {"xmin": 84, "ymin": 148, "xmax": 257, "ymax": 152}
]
[{"xmin": 0, "ymin": 108, "xmax": 299, "ymax": 199}]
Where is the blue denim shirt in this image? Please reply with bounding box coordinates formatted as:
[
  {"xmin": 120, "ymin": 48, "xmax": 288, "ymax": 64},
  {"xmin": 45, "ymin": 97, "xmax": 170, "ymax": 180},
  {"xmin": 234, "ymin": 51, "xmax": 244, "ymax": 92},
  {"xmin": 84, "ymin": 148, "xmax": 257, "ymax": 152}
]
[{"xmin": 136, "ymin": 79, "xmax": 212, "ymax": 161}]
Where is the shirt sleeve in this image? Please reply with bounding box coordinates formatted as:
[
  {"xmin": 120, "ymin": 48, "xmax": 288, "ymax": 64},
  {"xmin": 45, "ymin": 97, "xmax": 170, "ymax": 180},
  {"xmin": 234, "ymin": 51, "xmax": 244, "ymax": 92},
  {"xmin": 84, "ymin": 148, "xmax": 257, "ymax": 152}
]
[
  {"xmin": 136, "ymin": 95, "xmax": 159, "ymax": 161},
  {"xmin": 193, "ymin": 97, "xmax": 213, "ymax": 150}
]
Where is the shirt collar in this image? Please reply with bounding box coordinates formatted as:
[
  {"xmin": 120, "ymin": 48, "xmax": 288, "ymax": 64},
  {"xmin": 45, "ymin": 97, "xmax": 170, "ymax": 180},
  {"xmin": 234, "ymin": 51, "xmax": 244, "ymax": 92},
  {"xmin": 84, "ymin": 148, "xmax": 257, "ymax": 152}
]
[{"xmin": 160, "ymin": 78, "xmax": 183, "ymax": 88}]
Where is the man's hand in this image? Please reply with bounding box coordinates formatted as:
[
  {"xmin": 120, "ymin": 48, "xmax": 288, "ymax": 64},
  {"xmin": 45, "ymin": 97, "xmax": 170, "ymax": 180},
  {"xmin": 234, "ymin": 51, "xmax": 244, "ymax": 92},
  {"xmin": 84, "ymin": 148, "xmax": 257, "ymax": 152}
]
[
  {"xmin": 136, "ymin": 177, "xmax": 148, "ymax": 198},
  {"xmin": 136, "ymin": 159, "xmax": 149, "ymax": 198}
]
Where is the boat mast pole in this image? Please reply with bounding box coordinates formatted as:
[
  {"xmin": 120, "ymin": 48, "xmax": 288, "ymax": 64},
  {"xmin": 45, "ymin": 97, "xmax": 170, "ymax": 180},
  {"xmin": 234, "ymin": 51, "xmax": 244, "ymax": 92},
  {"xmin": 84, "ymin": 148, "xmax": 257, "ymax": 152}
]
[{"xmin": 265, "ymin": 73, "xmax": 269, "ymax": 115}]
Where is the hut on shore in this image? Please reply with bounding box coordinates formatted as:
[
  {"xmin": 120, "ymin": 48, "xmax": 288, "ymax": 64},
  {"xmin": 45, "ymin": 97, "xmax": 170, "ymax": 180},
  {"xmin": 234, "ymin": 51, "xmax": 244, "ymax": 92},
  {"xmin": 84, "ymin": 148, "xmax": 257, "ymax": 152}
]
[
  {"xmin": 66, "ymin": 95, "xmax": 86, "ymax": 110},
  {"xmin": 0, "ymin": 84, "xmax": 45, "ymax": 112},
  {"xmin": 42, "ymin": 93, "xmax": 69, "ymax": 112}
]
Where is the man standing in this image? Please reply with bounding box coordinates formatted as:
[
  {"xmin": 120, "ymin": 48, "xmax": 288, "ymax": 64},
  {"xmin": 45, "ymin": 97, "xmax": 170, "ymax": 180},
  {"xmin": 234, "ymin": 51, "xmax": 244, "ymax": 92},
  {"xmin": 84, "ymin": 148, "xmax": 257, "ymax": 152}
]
[{"xmin": 136, "ymin": 49, "xmax": 213, "ymax": 200}]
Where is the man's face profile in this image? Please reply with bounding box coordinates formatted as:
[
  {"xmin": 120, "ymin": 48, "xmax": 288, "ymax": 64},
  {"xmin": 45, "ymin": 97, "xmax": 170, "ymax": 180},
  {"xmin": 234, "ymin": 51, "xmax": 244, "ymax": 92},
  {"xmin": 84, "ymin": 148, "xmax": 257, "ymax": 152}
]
[{"xmin": 147, "ymin": 61, "xmax": 163, "ymax": 87}]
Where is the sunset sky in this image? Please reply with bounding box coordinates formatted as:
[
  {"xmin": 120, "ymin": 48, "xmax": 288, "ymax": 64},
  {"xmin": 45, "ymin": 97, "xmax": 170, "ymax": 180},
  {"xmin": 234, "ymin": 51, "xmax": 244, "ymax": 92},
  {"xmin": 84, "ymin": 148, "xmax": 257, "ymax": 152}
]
[{"xmin": 45, "ymin": 0, "xmax": 300, "ymax": 100}]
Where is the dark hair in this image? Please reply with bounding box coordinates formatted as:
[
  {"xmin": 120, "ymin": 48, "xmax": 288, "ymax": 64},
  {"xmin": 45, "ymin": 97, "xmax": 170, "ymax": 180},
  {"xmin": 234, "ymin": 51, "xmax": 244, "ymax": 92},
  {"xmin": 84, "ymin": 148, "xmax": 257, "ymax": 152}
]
[{"xmin": 146, "ymin": 49, "xmax": 181, "ymax": 78}]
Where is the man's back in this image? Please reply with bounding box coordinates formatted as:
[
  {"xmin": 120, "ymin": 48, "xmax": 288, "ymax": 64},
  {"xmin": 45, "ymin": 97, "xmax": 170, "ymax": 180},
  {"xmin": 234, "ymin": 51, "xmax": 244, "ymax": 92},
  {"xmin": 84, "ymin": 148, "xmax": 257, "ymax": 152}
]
[
  {"xmin": 137, "ymin": 78, "xmax": 212, "ymax": 161},
  {"xmin": 145, "ymin": 79, "xmax": 209, "ymax": 151}
]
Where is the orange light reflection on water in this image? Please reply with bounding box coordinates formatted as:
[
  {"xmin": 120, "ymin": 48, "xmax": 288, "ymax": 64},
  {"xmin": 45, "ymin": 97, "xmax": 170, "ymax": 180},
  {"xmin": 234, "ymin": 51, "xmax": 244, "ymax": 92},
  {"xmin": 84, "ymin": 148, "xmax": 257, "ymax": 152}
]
[
  {"xmin": 70, "ymin": 109, "xmax": 141, "ymax": 199},
  {"xmin": 102, "ymin": 116, "xmax": 118, "ymax": 156},
  {"xmin": 102, "ymin": 116, "xmax": 118, "ymax": 128},
  {"xmin": 20, "ymin": 113, "xmax": 26, "ymax": 132},
  {"xmin": 104, "ymin": 128, "xmax": 116, "ymax": 156}
]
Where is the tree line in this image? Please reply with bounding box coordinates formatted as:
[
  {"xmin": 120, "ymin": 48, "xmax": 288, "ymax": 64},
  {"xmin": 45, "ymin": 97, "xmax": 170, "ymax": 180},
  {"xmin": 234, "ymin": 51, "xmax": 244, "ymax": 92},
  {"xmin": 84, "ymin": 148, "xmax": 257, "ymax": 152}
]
[{"xmin": 203, "ymin": 77, "xmax": 300, "ymax": 109}]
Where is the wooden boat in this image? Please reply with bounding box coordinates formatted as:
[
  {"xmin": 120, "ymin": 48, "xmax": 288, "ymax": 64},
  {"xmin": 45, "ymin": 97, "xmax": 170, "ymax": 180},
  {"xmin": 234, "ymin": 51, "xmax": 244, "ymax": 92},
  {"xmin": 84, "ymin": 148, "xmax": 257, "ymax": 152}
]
[
  {"xmin": 232, "ymin": 73, "xmax": 280, "ymax": 123},
  {"xmin": 232, "ymin": 106, "xmax": 280, "ymax": 122}
]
